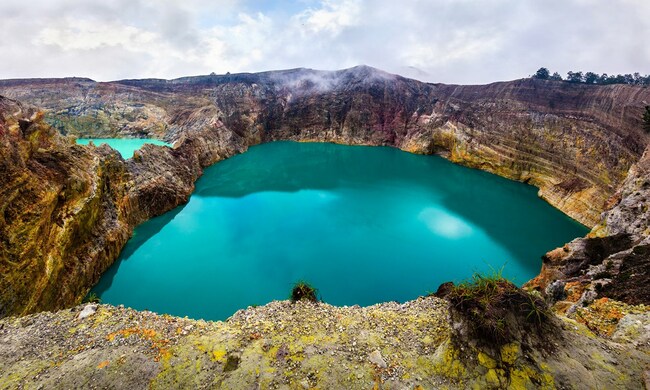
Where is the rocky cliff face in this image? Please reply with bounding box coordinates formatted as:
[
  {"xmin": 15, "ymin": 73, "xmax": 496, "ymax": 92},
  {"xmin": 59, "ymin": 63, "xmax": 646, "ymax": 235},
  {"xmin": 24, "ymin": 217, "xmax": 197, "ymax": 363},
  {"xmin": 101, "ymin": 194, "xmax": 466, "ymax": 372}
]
[
  {"xmin": 0, "ymin": 95, "xmax": 246, "ymax": 317},
  {"xmin": 420, "ymin": 81, "xmax": 648, "ymax": 227},
  {"xmin": 527, "ymin": 142, "xmax": 650, "ymax": 311},
  {"xmin": 3, "ymin": 66, "xmax": 649, "ymax": 227},
  {"xmin": 1, "ymin": 66, "xmax": 649, "ymax": 317},
  {"xmin": 0, "ymin": 96, "xmax": 130, "ymax": 317}
]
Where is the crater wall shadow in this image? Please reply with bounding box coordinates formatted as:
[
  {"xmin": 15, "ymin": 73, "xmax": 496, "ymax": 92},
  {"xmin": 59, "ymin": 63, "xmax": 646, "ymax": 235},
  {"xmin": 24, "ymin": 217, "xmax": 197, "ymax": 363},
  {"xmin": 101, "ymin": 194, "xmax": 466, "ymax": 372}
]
[{"xmin": 92, "ymin": 204, "xmax": 187, "ymax": 296}]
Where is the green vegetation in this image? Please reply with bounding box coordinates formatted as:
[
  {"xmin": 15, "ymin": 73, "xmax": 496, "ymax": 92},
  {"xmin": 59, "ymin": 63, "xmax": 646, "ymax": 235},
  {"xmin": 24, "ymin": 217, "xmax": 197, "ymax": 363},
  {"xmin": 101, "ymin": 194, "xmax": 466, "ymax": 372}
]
[
  {"xmin": 643, "ymin": 106, "xmax": 650, "ymax": 133},
  {"xmin": 534, "ymin": 67, "xmax": 550, "ymax": 80},
  {"xmin": 83, "ymin": 292, "xmax": 101, "ymax": 304},
  {"xmin": 533, "ymin": 67, "xmax": 650, "ymax": 85},
  {"xmin": 566, "ymin": 71, "xmax": 584, "ymax": 83},
  {"xmin": 442, "ymin": 271, "xmax": 551, "ymax": 344},
  {"xmin": 290, "ymin": 281, "xmax": 319, "ymax": 303}
]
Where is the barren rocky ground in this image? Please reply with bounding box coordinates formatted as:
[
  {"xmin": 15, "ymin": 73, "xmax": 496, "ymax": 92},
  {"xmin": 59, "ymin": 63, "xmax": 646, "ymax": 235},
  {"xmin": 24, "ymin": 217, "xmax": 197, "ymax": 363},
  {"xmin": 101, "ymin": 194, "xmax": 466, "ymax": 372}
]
[{"xmin": 1, "ymin": 297, "xmax": 648, "ymax": 389}]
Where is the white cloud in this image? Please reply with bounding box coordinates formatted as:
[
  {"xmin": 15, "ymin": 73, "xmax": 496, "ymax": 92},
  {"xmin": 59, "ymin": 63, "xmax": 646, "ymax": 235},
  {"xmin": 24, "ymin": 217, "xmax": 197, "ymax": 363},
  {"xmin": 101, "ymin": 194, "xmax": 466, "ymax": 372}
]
[
  {"xmin": 400, "ymin": 31, "xmax": 504, "ymax": 69},
  {"xmin": 35, "ymin": 21, "xmax": 158, "ymax": 51},
  {"xmin": 1, "ymin": 0, "xmax": 649, "ymax": 84},
  {"xmin": 295, "ymin": 0, "xmax": 361, "ymax": 35}
]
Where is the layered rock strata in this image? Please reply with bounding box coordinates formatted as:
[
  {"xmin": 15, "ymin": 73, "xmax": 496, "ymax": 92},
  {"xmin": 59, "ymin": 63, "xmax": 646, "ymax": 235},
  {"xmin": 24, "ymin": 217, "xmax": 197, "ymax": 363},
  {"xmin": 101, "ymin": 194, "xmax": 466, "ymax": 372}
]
[
  {"xmin": 0, "ymin": 66, "xmax": 649, "ymax": 318},
  {"xmin": 2, "ymin": 66, "xmax": 649, "ymax": 227},
  {"xmin": 527, "ymin": 142, "xmax": 650, "ymax": 311}
]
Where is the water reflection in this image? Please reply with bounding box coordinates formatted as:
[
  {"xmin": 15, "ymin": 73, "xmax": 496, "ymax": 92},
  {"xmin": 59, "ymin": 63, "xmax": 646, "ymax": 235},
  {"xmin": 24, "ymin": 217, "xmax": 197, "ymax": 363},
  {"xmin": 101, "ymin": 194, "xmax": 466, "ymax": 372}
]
[
  {"xmin": 196, "ymin": 141, "xmax": 585, "ymax": 274},
  {"xmin": 92, "ymin": 204, "xmax": 186, "ymax": 296},
  {"xmin": 418, "ymin": 207, "xmax": 474, "ymax": 239}
]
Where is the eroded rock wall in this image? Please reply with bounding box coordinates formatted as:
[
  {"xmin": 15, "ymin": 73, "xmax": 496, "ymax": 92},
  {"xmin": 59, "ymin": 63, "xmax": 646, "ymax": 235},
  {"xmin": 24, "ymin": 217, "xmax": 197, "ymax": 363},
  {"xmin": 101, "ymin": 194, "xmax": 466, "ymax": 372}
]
[
  {"xmin": 0, "ymin": 96, "xmax": 249, "ymax": 317},
  {"xmin": 3, "ymin": 68, "xmax": 648, "ymax": 227},
  {"xmin": 419, "ymin": 80, "xmax": 648, "ymax": 226},
  {"xmin": 0, "ymin": 97, "xmax": 131, "ymax": 316},
  {"xmin": 1, "ymin": 67, "xmax": 649, "ymax": 317},
  {"xmin": 527, "ymin": 142, "xmax": 650, "ymax": 308}
]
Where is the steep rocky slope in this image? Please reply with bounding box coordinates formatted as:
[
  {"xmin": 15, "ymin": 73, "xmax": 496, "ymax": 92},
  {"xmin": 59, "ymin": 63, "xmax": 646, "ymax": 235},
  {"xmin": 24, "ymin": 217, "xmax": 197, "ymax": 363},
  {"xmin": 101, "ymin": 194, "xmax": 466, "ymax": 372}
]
[
  {"xmin": 2, "ymin": 66, "xmax": 649, "ymax": 227},
  {"xmin": 0, "ymin": 96, "xmax": 130, "ymax": 317},
  {"xmin": 420, "ymin": 81, "xmax": 648, "ymax": 227},
  {"xmin": 1, "ymin": 66, "xmax": 649, "ymax": 319},
  {"xmin": 527, "ymin": 141, "xmax": 650, "ymax": 312},
  {"xmin": 0, "ymin": 96, "xmax": 246, "ymax": 318}
]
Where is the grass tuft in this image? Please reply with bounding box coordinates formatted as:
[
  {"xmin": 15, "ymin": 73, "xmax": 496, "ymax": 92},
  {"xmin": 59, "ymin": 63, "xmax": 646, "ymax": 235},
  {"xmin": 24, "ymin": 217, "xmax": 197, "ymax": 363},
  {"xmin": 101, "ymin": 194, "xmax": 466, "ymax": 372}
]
[
  {"xmin": 440, "ymin": 270, "xmax": 551, "ymax": 345},
  {"xmin": 290, "ymin": 281, "xmax": 319, "ymax": 303},
  {"xmin": 83, "ymin": 292, "xmax": 101, "ymax": 304}
]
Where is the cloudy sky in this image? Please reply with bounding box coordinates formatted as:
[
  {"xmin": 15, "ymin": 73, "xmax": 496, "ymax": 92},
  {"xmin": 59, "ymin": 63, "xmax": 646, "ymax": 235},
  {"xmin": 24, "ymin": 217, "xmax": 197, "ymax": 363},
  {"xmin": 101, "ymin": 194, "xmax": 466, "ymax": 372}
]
[{"xmin": 1, "ymin": 0, "xmax": 648, "ymax": 84}]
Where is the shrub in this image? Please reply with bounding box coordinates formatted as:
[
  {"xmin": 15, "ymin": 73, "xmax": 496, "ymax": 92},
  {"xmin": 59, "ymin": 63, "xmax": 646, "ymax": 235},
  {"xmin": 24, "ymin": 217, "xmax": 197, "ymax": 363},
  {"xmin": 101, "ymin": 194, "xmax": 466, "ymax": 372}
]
[
  {"xmin": 290, "ymin": 281, "xmax": 318, "ymax": 303},
  {"xmin": 439, "ymin": 272, "xmax": 551, "ymax": 345}
]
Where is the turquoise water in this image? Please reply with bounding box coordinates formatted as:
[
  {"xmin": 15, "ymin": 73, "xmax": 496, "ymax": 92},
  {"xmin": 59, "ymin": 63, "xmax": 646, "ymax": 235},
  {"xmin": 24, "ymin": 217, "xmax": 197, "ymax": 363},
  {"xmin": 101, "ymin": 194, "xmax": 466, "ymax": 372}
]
[
  {"xmin": 76, "ymin": 138, "xmax": 170, "ymax": 158},
  {"xmin": 92, "ymin": 141, "xmax": 588, "ymax": 320}
]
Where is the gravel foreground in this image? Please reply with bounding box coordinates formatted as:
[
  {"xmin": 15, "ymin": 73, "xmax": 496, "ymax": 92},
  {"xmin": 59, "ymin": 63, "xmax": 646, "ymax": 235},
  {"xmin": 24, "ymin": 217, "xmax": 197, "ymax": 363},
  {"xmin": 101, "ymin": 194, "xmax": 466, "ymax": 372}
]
[{"xmin": 0, "ymin": 297, "xmax": 648, "ymax": 389}]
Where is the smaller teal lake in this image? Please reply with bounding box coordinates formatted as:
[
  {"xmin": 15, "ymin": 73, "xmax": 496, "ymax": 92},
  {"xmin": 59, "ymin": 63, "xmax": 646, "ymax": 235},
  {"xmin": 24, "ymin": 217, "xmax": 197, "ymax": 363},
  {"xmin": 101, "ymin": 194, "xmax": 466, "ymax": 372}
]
[
  {"xmin": 92, "ymin": 141, "xmax": 588, "ymax": 321},
  {"xmin": 76, "ymin": 138, "xmax": 170, "ymax": 158}
]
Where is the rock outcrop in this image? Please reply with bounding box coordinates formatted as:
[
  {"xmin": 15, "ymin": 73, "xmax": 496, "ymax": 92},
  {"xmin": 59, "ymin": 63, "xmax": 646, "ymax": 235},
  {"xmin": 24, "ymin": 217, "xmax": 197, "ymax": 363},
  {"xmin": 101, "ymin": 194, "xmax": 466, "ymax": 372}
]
[
  {"xmin": 527, "ymin": 142, "xmax": 650, "ymax": 311},
  {"xmin": 0, "ymin": 95, "xmax": 245, "ymax": 317},
  {"xmin": 0, "ymin": 96, "xmax": 130, "ymax": 317}
]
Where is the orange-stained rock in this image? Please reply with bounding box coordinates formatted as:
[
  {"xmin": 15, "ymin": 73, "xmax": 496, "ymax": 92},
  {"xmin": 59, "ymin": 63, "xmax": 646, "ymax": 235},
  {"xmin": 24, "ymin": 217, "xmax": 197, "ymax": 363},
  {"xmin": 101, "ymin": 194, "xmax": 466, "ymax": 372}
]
[
  {"xmin": 545, "ymin": 246, "xmax": 570, "ymax": 263},
  {"xmin": 552, "ymin": 301, "xmax": 573, "ymax": 314},
  {"xmin": 565, "ymin": 282, "xmax": 587, "ymax": 302},
  {"xmin": 573, "ymin": 297, "xmax": 645, "ymax": 337}
]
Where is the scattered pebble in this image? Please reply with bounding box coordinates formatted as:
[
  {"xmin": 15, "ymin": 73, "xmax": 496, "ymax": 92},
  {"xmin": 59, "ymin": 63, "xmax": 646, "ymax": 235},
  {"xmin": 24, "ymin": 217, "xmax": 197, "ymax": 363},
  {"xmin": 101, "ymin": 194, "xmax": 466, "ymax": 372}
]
[
  {"xmin": 368, "ymin": 350, "xmax": 387, "ymax": 368},
  {"xmin": 0, "ymin": 296, "xmax": 647, "ymax": 389},
  {"xmin": 77, "ymin": 304, "xmax": 97, "ymax": 320}
]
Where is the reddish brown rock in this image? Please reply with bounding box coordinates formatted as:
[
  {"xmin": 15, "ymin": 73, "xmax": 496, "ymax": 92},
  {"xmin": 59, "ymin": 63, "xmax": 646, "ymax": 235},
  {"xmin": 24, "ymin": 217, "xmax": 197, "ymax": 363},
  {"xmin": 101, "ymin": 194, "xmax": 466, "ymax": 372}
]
[
  {"xmin": 528, "ymin": 142, "xmax": 650, "ymax": 307},
  {"xmin": 0, "ymin": 95, "xmax": 248, "ymax": 317},
  {"xmin": 2, "ymin": 67, "xmax": 649, "ymax": 226},
  {"xmin": 1, "ymin": 67, "xmax": 650, "ymax": 317}
]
